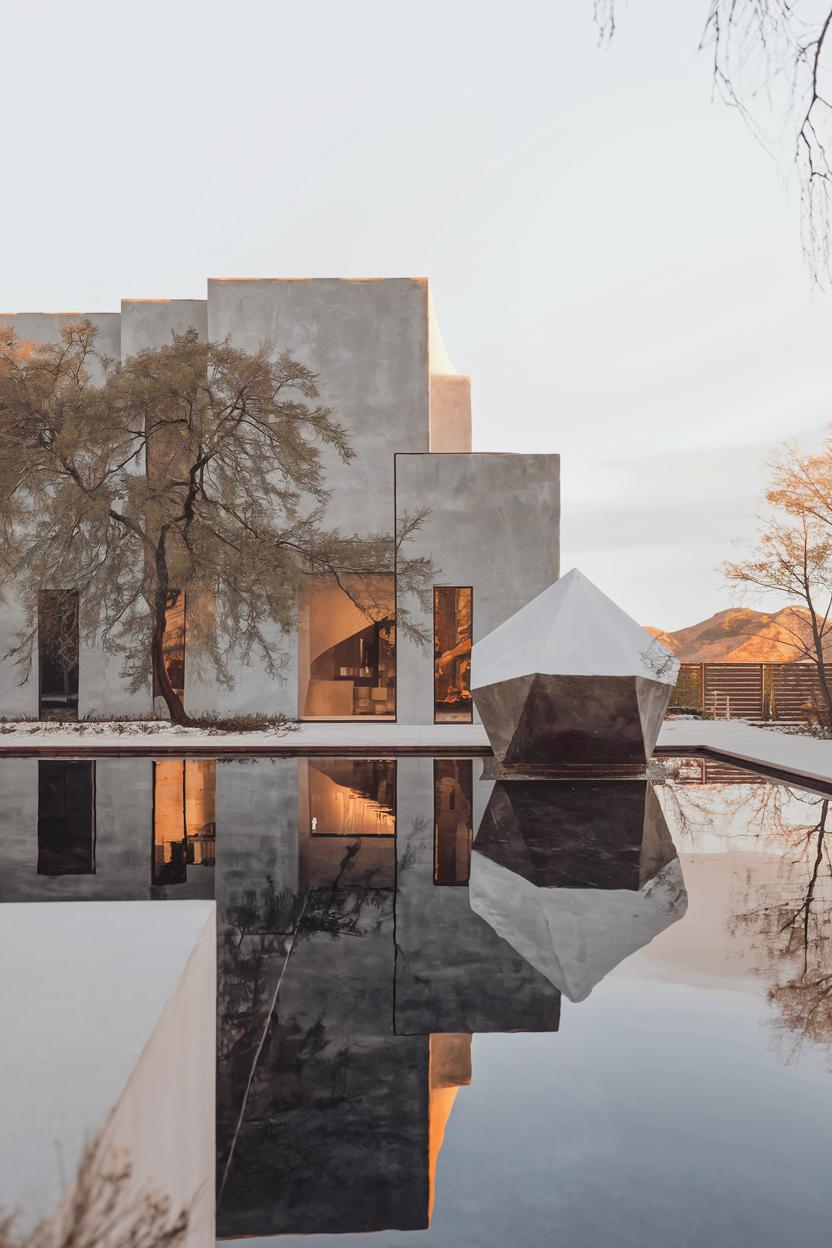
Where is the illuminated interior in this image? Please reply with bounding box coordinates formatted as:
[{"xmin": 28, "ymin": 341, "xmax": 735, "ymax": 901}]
[
  {"xmin": 152, "ymin": 759, "xmax": 216, "ymax": 885},
  {"xmin": 37, "ymin": 761, "xmax": 95, "ymax": 875},
  {"xmin": 434, "ymin": 587, "xmax": 472, "ymax": 723},
  {"xmin": 308, "ymin": 758, "xmax": 396, "ymax": 836},
  {"xmin": 301, "ymin": 576, "xmax": 395, "ymax": 719},
  {"xmin": 428, "ymin": 1033, "xmax": 472, "ymax": 1221},
  {"xmin": 38, "ymin": 590, "xmax": 80, "ymax": 721},
  {"xmin": 298, "ymin": 758, "xmax": 397, "ymax": 889},
  {"xmin": 433, "ymin": 759, "xmax": 473, "ymax": 884}
]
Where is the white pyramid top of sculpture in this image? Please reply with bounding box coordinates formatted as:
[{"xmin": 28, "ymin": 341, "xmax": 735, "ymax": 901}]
[{"xmin": 471, "ymin": 568, "xmax": 678, "ymax": 689}]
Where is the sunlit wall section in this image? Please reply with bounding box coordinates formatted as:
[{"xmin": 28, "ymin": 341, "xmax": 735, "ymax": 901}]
[
  {"xmin": 299, "ymin": 575, "xmax": 396, "ymax": 719},
  {"xmin": 428, "ymin": 1033, "xmax": 472, "ymax": 1222}
]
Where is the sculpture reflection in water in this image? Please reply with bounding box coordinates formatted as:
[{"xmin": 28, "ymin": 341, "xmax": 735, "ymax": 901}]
[
  {"xmin": 216, "ymin": 756, "xmax": 561, "ymax": 1239},
  {"xmin": 469, "ymin": 779, "xmax": 688, "ymax": 1002},
  {"xmin": 214, "ymin": 758, "xmax": 689, "ymax": 1239}
]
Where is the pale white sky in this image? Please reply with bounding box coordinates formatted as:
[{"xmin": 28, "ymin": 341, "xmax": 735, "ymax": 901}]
[{"xmin": 3, "ymin": 0, "xmax": 830, "ymax": 629}]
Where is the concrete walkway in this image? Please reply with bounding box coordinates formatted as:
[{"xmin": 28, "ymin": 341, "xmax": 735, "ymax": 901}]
[
  {"xmin": 655, "ymin": 719, "xmax": 832, "ymax": 792},
  {"xmin": 0, "ymin": 718, "xmax": 829, "ymax": 790},
  {"xmin": 0, "ymin": 720, "xmax": 493, "ymax": 757}
]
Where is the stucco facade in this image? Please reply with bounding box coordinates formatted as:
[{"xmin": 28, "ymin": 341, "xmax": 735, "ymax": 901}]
[{"xmin": 0, "ymin": 279, "xmax": 559, "ymax": 723}]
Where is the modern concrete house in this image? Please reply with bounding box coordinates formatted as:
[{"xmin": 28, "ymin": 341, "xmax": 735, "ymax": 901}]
[{"xmin": 0, "ymin": 279, "xmax": 559, "ymax": 723}]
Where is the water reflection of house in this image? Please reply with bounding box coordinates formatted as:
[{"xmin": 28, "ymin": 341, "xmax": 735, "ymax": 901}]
[
  {"xmin": 0, "ymin": 283, "xmax": 559, "ymax": 725},
  {"xmin": 215, "ymin": 756, "xmax": 562, "ymax": 1239},
  {"xmin": 0, "ymin": 757, "xmax": 216, "ymax": 901}
]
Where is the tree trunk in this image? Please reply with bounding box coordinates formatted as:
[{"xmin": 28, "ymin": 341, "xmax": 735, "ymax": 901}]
[
  {"xmin": 806, "ymin": 601, "xmax": 832, "ymax": 730},
  {"xmin": 151, "ymin": 534, "xmax": 194, "ymax": 727}
]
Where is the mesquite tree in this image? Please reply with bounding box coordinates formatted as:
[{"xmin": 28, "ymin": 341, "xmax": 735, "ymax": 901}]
[{"xmin": 0, "ymin": 322, "xmax": 431, "ymax": 725}]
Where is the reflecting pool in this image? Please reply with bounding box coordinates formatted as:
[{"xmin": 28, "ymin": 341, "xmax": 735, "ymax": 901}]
[{"xmin": 0, "ymin": 753, "xmax": 830, "ymax": 1246}]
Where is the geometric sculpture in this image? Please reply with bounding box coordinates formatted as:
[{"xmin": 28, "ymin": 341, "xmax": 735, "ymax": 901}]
[
  {"xmin": 468, "ymin": 780, "xmax": 687, "ymax": 1001},
  {"xmin": 471, "ymin": 568, "xmax": 679, "ymax": 770}
]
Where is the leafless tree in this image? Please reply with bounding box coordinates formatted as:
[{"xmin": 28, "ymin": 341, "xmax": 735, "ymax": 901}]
[
  {"xmin": 731, "ymin": 793, "xmax": 832, "ymax": 1058},
  {"xmin": 596, "ymin": 2, "xmax": 832, "ymax": 282}
]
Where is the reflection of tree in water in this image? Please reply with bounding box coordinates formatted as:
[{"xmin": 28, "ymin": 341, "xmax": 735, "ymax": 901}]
[
  {"xmin": 663, "ymin": 767, "xmax": 832, "ymax": 1059},
  {"xmin": 731, "ymin": 794, "xmax": 832, "ymax": 1060}
]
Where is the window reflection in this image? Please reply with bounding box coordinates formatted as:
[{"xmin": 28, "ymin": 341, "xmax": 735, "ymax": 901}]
[
  {"xmin": 302, "ymin": 576, "xmax": 395, "ymax": 719},
  {"xmin": 434, "ymin": 587, "xmax": 472, "ymax": 723},
  {"xmin": 308, "ymin": 758, "xmax": 396, "ymax": 837},
  {"xmin": 433, "ymin": 759, "xmax": 473, "ymax": 884},
  {"xmin": 37, "ymin": 761, "xmax": 95, "ymax": 875},
  {"xmin": 299, "ymin": 758, "xmax": 396, "ymax": 891},
  {"xmin": 152, "ymin": 759, "xmax": 216, "ymax": 885}
]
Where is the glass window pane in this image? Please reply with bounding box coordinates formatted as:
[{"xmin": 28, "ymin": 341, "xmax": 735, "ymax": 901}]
[
  {"xmin": 434, "ymin": 587, "xmax": 473, "ymax": 723},
  {"xmin": 302, "ymin": 575, "xmax": 395, "ymax": 719}
]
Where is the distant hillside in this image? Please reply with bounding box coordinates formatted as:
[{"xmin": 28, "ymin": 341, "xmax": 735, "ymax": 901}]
[{"xmin": 645, "ymin": 606, "xmax": 829, "ymax": 663}]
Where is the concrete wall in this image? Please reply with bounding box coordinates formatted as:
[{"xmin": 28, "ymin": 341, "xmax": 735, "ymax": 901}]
[
  {"xmin": 0, "ymin": 901, "xmax": 215, "ymax": 1246},
  {"xmin": 215, "ymin": 758, "xmax": 300, "ymax": 906},
  {"xmin": 102, "ymin": 904, "xmax": 216, "ymax": 1248},
  {"xmin": 0, "ymin": 590, "xmax": 37, "ymax": 717},
  {"xmin": 187, "ymin": 278, "xmax": 431, "ymax": 716},
  {"xmin": 0, "ymin": 312, "xmax": 121, "ymax": 382},
  {"xmin": 0, "ymin": 281, "xmax": 559, "ymax": 723},
  {"xmin": 121, "ymin": 298, "xmax": 207, "ymax": 359},
  {"xmin": 0, "ymin": 312, "xmax": 128, "ymax": 716},
  {"xmin": 395, "ymin": 452, "xmax": 560, "ymax": 725}
]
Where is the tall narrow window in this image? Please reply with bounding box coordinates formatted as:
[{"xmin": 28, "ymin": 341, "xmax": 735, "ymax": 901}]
[
  {"xmin": 433, "ymin": 759, "xmax": 473, "ymax": 884},
  {"xmin": 301, "ymin": 575, "xmax": 396, "ymax": 719},
  {"xmin": 37, "ymin": 761, "xmax": 95, "ymax": 875},
  {"xmin": 152, "ymin": 759, "xmax": 216, "ymax": 885},
  {"xmin": 153, "ymin": 590, "xmax": 186, "ymax": 702},
  {"xmin": 434, "ymin": 587, "xmax": 473, "ymax": 723},
  {"xmin": 38, "ymin": 591, "xmax": 80, "ymax": 721}
]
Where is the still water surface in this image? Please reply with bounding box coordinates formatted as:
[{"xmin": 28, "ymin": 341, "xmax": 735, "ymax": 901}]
[{"xmin": 0, "ymin": 753, "xmax": 830, "ymax": 1246}]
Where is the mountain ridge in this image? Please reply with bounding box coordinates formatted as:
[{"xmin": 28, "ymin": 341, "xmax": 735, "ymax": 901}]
[{"xmin": 644, "ymin": 605, "xmax": 830, "ymax": 663}]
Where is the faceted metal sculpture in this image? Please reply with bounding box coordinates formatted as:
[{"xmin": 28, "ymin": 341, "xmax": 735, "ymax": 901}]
[
  {"xmin": 468, "ymin": 780, "xmax": 688, "ymax": 1002},
  {"xmin": 471, "ymin": 568, "xmax": 679, "ymax": 770}
]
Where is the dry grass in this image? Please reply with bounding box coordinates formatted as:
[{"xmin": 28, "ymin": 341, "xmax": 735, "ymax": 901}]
[
  {"xmin": 0, "ymin": 712, "xmax": 298, "ymax": 736},
  {"xmin": 0, "ymin": 1136, "xmax": 193, "ymax": 1248}
]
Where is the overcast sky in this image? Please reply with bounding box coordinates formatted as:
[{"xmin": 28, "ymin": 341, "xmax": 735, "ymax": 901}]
[{"xmin": 3, "ymin": 0, "xmax": 831, "ymax": 629}]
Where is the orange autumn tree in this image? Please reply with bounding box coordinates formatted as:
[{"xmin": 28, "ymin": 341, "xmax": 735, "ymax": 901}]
[{"xmin": 724, "ymin": 436, "xmax": 832, "ymax": 728}]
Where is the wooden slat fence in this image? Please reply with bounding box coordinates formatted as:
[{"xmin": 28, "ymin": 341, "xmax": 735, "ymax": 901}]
[{"xmin": 670, "ymin": 662, "xmax": 832, "ymax": 722}]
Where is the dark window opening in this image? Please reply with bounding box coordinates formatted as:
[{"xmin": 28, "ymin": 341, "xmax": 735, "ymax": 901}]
[
  {"xmin": 37, "ymin": 761, "xmax": 95, "ymax": 875},
  {"xmin": 434, "ymin": 587, "xmax": 473, "ymax": 723},
  {"xmin": 433, "ymin": 759, "xmax": 473, "ymax": 884},
  {"xmin": 38, "ymin": 591, "xmax": 80, "ymax": 721}
]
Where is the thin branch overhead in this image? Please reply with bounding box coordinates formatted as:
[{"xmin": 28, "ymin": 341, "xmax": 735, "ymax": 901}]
[{"xmin": 595, "ymin": 1, "xmax": 832, "ymax": 284}]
